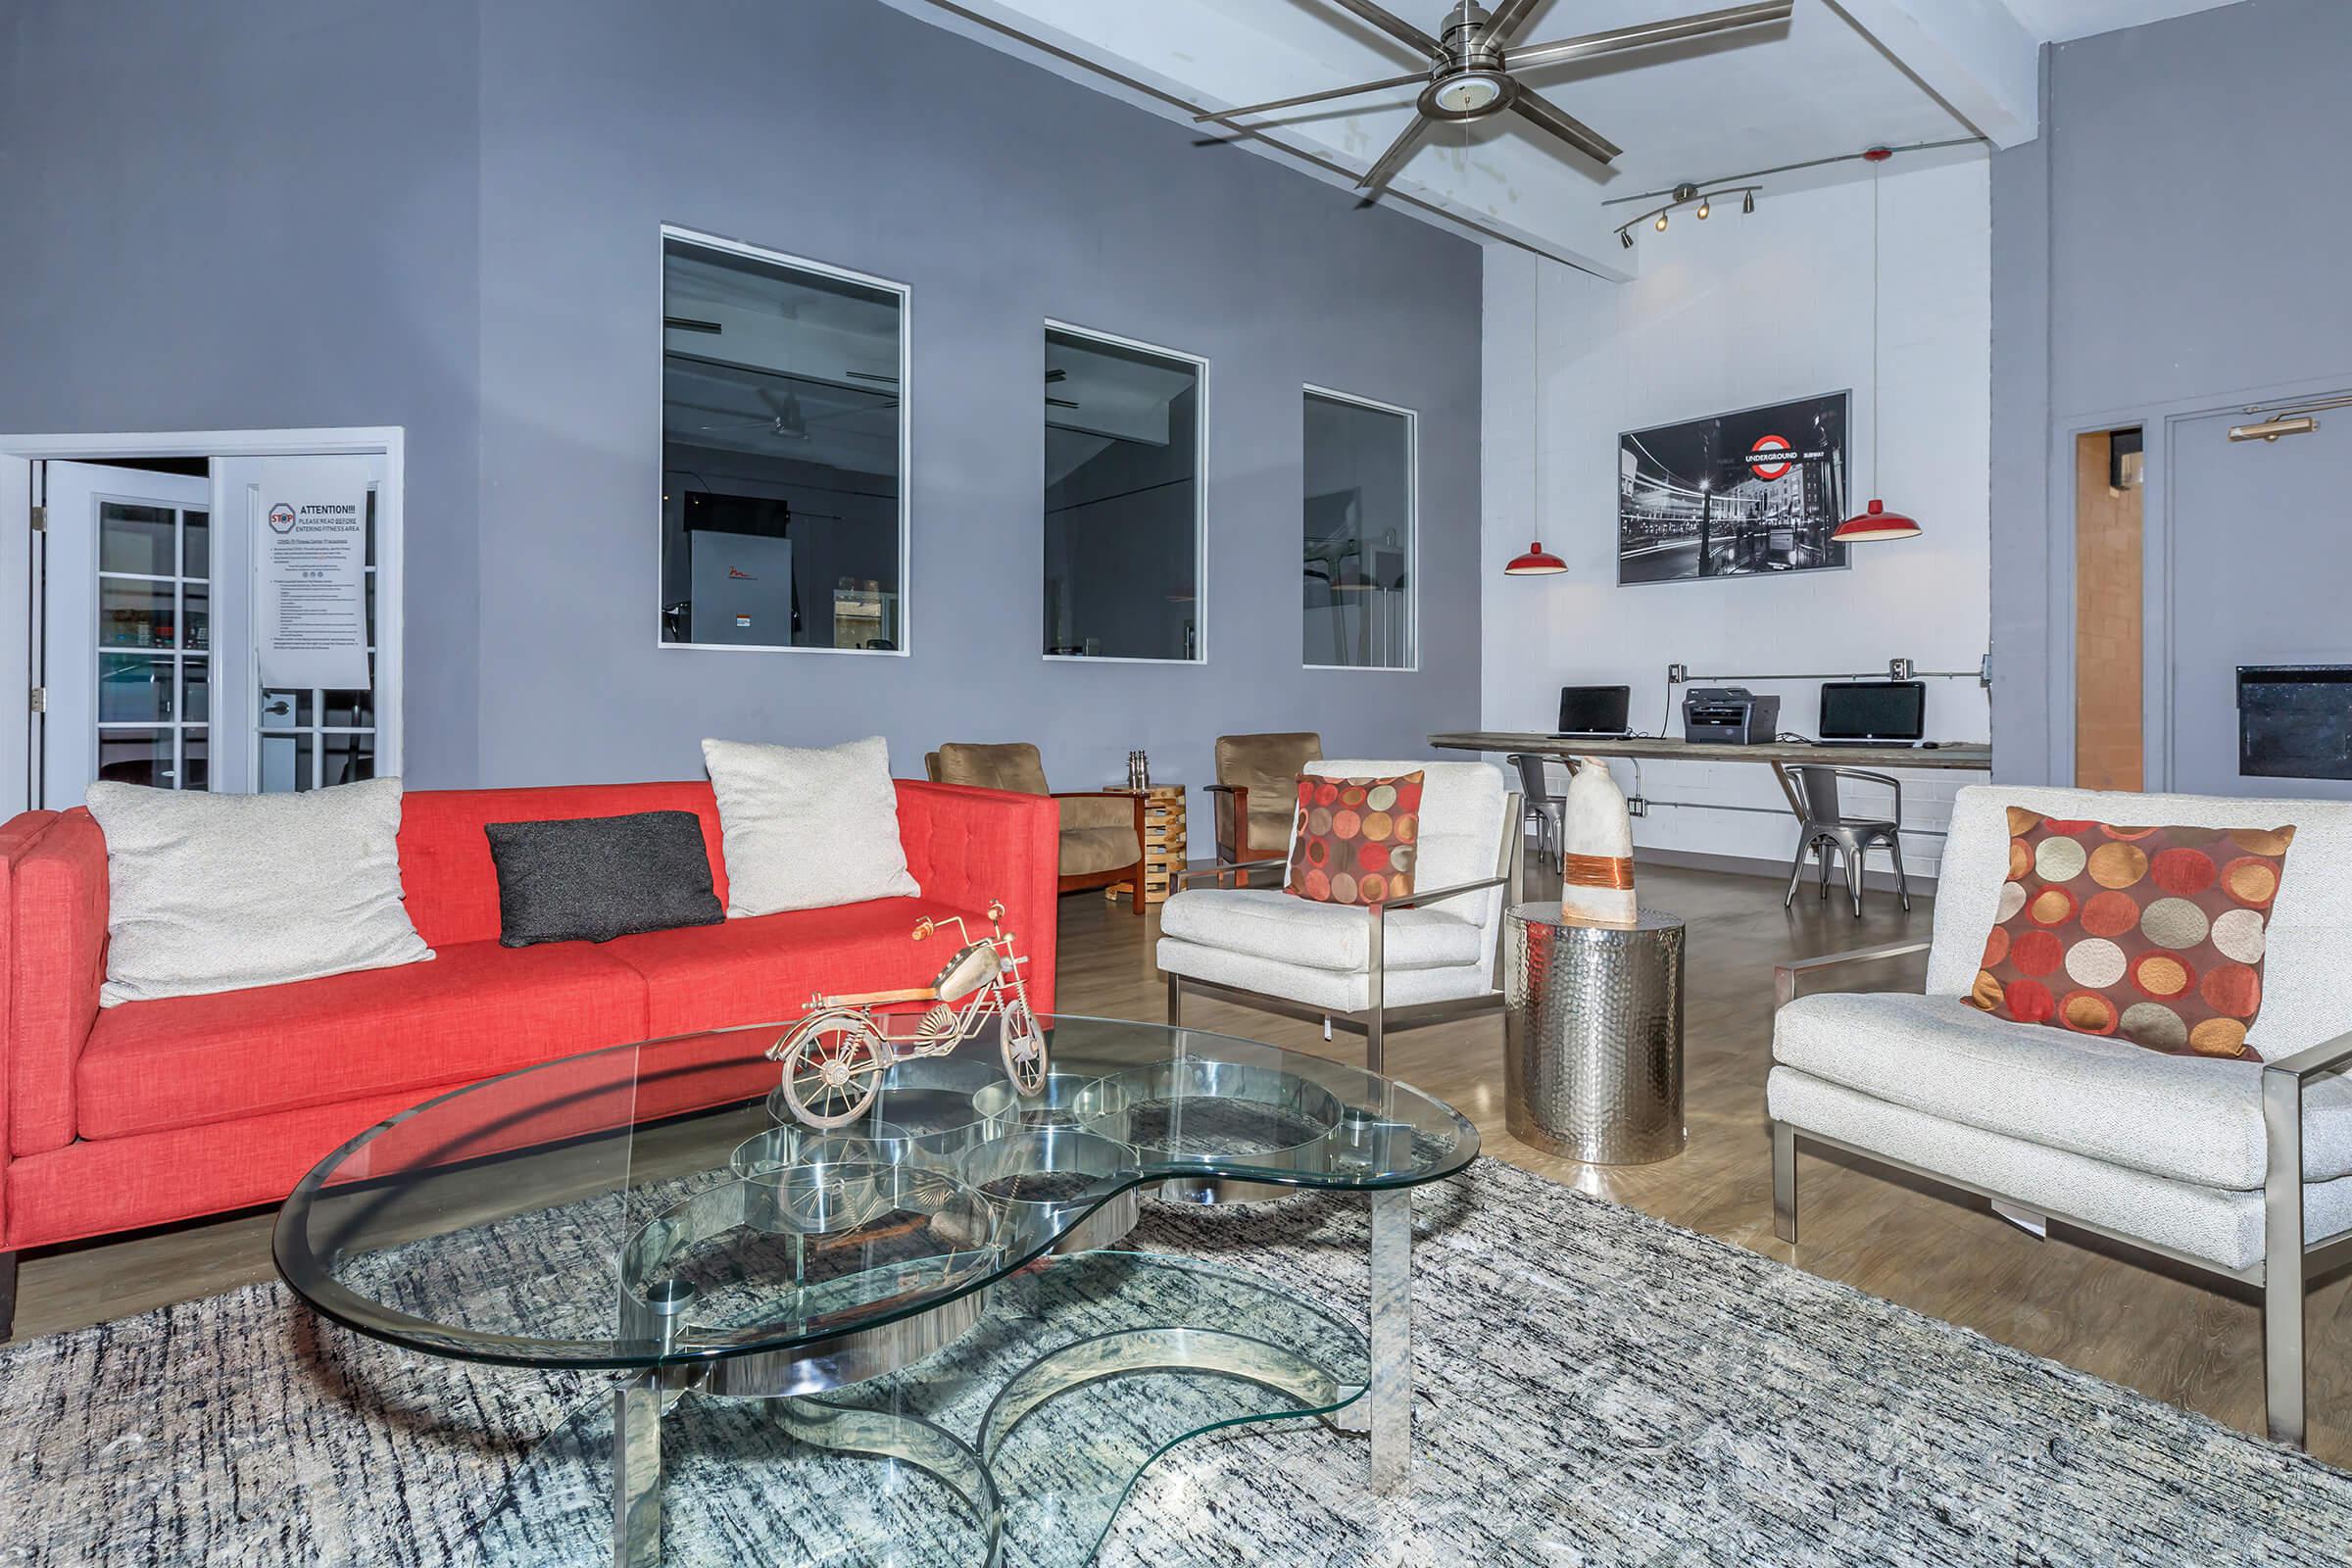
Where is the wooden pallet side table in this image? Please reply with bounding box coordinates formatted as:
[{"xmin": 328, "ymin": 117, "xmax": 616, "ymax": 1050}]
[{"xmin": 1102, "ymin": 785, "xmax": 1186, "ymax": 906}]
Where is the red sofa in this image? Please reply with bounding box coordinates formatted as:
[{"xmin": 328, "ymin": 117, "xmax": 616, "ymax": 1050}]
[{"xmin": 0, "ymin": 777, "xmax": 1057, "ymax": 1331}]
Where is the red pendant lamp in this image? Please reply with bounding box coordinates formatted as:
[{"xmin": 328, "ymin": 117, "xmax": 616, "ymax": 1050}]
[
  {"xmin": 1834, "ymin": 151, "xmax": 1923, "ymax": 545},
  {"xmin": 1504, "ymin": 257, "xmax": 1569, "ymax": 577}
]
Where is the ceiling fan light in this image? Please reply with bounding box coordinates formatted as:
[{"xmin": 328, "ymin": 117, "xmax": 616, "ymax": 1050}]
[
  {"xmin": 1505, "ymin": 540, "xmax": 1568, "ymax": 575},
  {"xmin": 1426, "ymin": 70, "xmax": 1509, "ymax": 117},
  {"xmin": 1832, "ymin": 498, "xmax": 1923, "ymax": 543}
]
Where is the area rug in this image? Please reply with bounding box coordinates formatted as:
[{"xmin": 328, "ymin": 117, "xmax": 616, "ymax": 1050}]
[{"xmin": 5, "ymin": 1156, "xmax": 2349, "ymax": 1566}]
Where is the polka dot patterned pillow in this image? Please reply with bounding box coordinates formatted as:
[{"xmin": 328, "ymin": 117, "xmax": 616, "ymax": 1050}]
[
  {"xmin": 1285, "ymin": 772, "xmax": 1424, "ymax": 906},
  {"xmin": 1965, "ymin": 808, "xmax": 2296, "ymax": 1059}
]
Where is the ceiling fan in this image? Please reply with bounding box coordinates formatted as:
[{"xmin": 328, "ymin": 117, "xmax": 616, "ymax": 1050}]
[
  {"xmin": 699, "ymin": 385, "xmax": 811, "ymax": 442},
  {"xmin": 1197, "ymin": 0, "xmax": 1793, "ymax": 197}
]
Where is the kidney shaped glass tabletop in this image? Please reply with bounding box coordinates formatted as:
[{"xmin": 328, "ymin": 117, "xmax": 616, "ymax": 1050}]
[{"xmin": 272, "ymin": 1013, "xmax": 1478, "ymax": 1373}]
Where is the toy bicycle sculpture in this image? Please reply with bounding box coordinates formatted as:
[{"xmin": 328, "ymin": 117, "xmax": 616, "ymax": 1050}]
[{"xmin": 766, "ymin": 900, "xmax": 1047, "ymax": 1129}]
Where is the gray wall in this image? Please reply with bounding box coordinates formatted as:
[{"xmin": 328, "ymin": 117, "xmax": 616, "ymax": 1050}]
[
  {"xmin": 0, "ymin": 0, "xmax": 484, "ymax": 787},
  {"xmin": 2, "ymin": 0, "xmax": 1483, "ymax": 806},
  {"xmin": 473, "ymin": 0, "xmax": 1482, "ymax": 801},
  {"xmin": 1989, "ymin": 0, "xmax": 2352, "ymax": 789}
]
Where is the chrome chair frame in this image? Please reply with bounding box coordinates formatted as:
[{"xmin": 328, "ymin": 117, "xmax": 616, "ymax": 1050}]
[
  {"xmin": 1504, "ymin": 754, "xmax": 1566, "ymax": 870},
  {"xmin": 1164, "ymin": 801, "xmax": 1524, "ymax": 1077},
  {"xmin": 1782, "ymin": 765, "xmax": 1911, "ymax": 919},
  {"xmin": 1770, "ymin": 940, "xmax": 2352, "ymax": 1447}
]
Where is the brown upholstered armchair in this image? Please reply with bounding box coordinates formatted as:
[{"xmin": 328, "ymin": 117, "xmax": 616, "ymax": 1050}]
[
  {"xmin": 926, "ymin": 743, "xmax": 1148, "ymax": 914},
  {"xmin": 1207, "ymin": 732, "xmax": 1320, "ymax": 881}
]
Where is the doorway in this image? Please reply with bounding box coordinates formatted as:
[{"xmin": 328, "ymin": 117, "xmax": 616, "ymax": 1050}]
[
  {"xmin": 2162, "ymin": 392, "xmax": 2352, "ymax": 799},
  {"xmin": 2073, "ymin": 427, "xmax": 2144, "ymax": 791},
  {"xmin": 3, "ymin": 430, "xmax": 405, "ymax": 814}
]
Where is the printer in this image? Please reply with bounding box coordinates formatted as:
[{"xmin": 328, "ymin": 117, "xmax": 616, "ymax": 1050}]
[{"xmin": 1683, "ymin": 686, "xmax": 1782, "ymax": 745}]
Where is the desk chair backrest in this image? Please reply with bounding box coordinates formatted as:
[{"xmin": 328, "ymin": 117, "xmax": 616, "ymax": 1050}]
[{"xmin": 1788, "ymin": 765, "xmax": 1867, "ymax": 826}]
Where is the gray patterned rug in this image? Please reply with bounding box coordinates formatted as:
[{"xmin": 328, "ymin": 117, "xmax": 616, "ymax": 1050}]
[{"xmin": 5, "ymin": 1156, "xmax": 2348, "ymax": 1566}]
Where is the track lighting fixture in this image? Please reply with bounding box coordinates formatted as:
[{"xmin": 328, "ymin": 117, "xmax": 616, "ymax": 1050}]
[
  {"xmin": 1617, "ymin": 179, "xmax": 1756, "ymax": 249},
  {"xmin": 1607, "ymin": 135, "xmax": 1981, "ymax": 251}
]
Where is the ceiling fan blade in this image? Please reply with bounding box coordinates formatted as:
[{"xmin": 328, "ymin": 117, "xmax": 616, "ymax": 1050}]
[
  {"xmin": 1506, "ymin": 1, "xmax": 1792, "ymax": 73},
  {"xmin": 1321, "ymin": 0, "xmax": 1444, "ymax": 57},
  {"xmin": 1509, "ymin": 88, "xmax": 1622, "ymax": 165},
  {"xmin": 1193, "ymin": 72, "xmax": 1427, "ymax": 123},
  {"xmin": 1355, "ymin": 116, "xmax": 1430, "ymax": 195},
  {"xmin": 1479, "ymin": 0, "xmax": 1547, "ymax": 45}
]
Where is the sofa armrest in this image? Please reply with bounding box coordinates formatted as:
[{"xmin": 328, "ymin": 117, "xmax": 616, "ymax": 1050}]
[
  {"xmin": 1381, "ymin": 874, "xmax": 1508, "ymax": 913},
  {"xmin": 1180, "ymin": 857, "xmax": 1286, "ymax": 888},
  {"xmin": 894, "ymin": 780, "xmax": 1060, "ymax": 1016},
  {"xmin": 7, "ymin": 810, "xmax": 107, "ymax": 1158},
  {"xmin": 1772, "ymin": 939, "xmax": 1932, "ymax": 1010},
  {"xmin": 2263, "ymin": 1026, "xmax": 2352, "ymax": 1396}
]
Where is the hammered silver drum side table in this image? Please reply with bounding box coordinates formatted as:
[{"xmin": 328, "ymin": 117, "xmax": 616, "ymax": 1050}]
[{"xmin": 1504, "ymin": 904, "xmax": 1687, "ymax": 1164}]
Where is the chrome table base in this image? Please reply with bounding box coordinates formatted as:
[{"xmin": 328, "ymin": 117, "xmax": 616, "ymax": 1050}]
[{"xmin": 584, "ymin": 1205, "xmax": 1413, "ymax": 1567}]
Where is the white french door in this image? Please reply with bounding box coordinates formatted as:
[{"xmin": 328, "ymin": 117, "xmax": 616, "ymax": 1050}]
[
  {"xmin": 29, "ymin": 444, "xmax": 403, "ymax": 808},
  {"xmin": 213, "ymin": 454, "xmax": 395, "ymax": 794},
  {"xmin": 39, "ymin": 462, "xmax": 218, "ymax": 807}
]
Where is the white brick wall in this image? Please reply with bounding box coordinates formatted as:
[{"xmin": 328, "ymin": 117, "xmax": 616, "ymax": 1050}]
[{"xmin": 1481, "ymin": 161, "xmax": 1994, "ymax": 881}]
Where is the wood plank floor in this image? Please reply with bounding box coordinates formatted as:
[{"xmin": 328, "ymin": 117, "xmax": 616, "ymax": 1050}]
[{"xmin": 17, "ymin": 862, "xmax": 2348, "ymax": 1462}]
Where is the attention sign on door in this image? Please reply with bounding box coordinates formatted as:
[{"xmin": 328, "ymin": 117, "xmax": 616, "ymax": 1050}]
[{"xmin": 257, "ymin": 458, "xmax": 371, "ymax": 691}]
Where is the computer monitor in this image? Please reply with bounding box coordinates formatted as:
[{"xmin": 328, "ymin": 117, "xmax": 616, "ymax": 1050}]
[
  {"xmin": 1819, "ymin": 680, "xmax": 1927, "ymax": 743},
  {"xmin": 1556, "ymin": 684, "xmax": 1632, "ymax": 736}
]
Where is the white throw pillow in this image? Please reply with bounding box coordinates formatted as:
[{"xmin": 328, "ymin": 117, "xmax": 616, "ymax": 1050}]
[
  {"xmin": 85, "ymin": 776, "xmax": 434, "ymax": 1007},
  {"xmin": 701, "ymin": 736, "xmax": 921, "ymax": 916}
]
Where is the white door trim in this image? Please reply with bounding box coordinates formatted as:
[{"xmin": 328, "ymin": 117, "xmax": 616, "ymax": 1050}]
[
  {"xmin": 2, "ymin": 429, "xmax": 406, "ymax": 808},
  {"xmin": 0, "ymin": 456, "xmax": 29, "ymax": 817}
]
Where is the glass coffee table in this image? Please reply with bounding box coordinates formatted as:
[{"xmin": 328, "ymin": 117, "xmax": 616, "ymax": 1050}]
[{"xmin": 273, "ymin": 1013, "xmax": 1478, "ymax": 1566}]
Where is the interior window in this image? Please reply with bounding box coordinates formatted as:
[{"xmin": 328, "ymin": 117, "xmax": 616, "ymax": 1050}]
[
  {"xmin": 1043, "ymin": 326, "xmax": 1204, "ymax": 662},
  {"xmin": 660, "ymin": 231, "xmax": 906, "ymax": 653},
  {"xmin": 1303, "ymin": 389, "xmax": 1416, "ymax": 670}
]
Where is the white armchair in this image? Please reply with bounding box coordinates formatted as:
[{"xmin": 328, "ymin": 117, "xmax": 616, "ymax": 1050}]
[
  {"xmin": 1768, "ymin": 783, "xmax": 2352, "ymax": 1446},
  {"xmin": 1155, "ymin": 759, "xmax": 1521, "ymax": 1074}
]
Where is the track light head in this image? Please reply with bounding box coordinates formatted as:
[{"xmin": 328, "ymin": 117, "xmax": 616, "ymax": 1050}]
[
  {"xmin": 1695, "ymin": 199, "xmax": 1710, "ymax": 220},
  {"xmin": 1620, "ymin": 228, "xmax": 1635, "ymax": 250},
  {"xmin": 1742, "ymin": 189, "xmax": 1755, "ymax": 215},
  {"xmin": 1654, "ymin": 213, "xmax": 1668, "ymax": 231}
]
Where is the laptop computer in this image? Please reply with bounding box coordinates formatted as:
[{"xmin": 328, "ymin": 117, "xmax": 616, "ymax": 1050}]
[
  {"xmin": 1555, "ymin": 684, "xmax": 1634, "ymax": 738},
  {"xmin": 1817, "ymin": 680, "xmax": 1927, "ymax": 745}
]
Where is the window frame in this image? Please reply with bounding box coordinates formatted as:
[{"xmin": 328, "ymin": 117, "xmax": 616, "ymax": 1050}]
[
  {"xmin": 1041, "ymin": 318, "xmax": 1210, "ymax": 667},
  {"xmin": 657, "ymin": 223, "xmax": 913, "ymax": 659},
  {"xmin": 1301, "ymin": 381, "xmax": 1420, "ymax": 674}
]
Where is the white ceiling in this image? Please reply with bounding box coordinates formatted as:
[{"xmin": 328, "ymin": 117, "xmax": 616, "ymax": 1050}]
[
  {"xmin": 888, "ymin": 0, "xmax": 2233, "ymax": 276},
  {"xmin": 2002, "ymin": 0, "xmax": 2243, "ymax": 43}
]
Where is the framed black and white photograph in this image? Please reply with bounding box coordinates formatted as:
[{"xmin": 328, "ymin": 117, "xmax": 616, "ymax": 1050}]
[{"xmin": 1617, "ymin": 392, "xmax": 1849, "ymax": 584}]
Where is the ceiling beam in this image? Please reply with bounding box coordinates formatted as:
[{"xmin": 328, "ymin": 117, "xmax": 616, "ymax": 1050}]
[{"xmin": 1831, "ymin": 0, "xmax": 2038, "ymax": 148}]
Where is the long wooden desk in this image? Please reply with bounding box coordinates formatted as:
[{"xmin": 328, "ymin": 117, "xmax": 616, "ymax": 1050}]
[{"xmin": 1428, "ymin": 732, "xmax": 1991, "ymax": 820}]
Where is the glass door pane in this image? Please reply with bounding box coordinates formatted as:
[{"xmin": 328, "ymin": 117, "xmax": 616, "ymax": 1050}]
[{"xmin": 93, "ymin": 499, "xmax": 210, "ymax": 792}]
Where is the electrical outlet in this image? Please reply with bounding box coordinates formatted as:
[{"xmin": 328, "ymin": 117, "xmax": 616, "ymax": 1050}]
[
  {"xmin": 1627, "ymin": 795, "xmax": 1650, "ymax": 818},
  {"xmin": 1666, "ymin": 662, "xmax": 1688, "ymax": 685}
]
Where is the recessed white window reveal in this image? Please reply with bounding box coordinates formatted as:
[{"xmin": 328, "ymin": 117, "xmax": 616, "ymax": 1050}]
[
  {"xmin": 1303, "ymin": 385, "xmax": 1418, "ymax": 671},
  {"xmin": 1042, "ymin": 322, "xmax": 1208, "ymax": 663},
  {"xmin": 659, "ymin": 226, "xmax": 910, "ymax": 656}
]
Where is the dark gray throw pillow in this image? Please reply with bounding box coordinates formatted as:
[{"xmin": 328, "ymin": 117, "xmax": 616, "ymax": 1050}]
[{"xmin": 483, "ymin": 810, "xmax": 724, "ymax": 947}]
